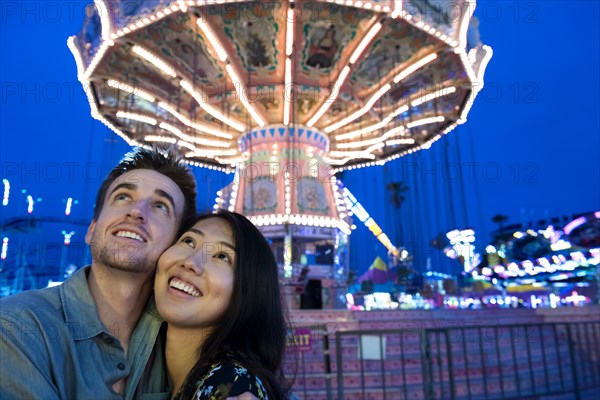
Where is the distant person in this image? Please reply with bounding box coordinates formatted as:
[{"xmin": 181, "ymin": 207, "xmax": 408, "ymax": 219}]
[
  {"xmin": 575, "ymin": 225, "xmax": 600, "ymax": 248},
  {"xmin": 1, "ymin": 147, "xmax": 259, "ymax": 399},
  {"xmin": 154, "ymin": 210, "xmax": 293, "ymax": 399}
]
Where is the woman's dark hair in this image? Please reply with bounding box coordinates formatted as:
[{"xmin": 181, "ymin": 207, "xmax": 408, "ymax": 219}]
[
  {"xmin": 93, "ymin": 146, "xmax": 197, "ymax": 232},
  {"xmin": 177, "ymin": 210, "xmax": 292, "ymax": 399}
]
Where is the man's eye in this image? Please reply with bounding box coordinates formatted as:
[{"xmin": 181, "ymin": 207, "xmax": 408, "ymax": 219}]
[
  {"xmin": 155, "ymin": 202, "xmax": 170, "ymax": 212},
  {"xmin": 115, "ymin": 193, "xmax": 129, "ymax": 201}
]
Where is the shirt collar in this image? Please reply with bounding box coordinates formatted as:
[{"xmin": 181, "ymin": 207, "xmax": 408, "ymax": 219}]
[
  {"xmin": 60, "ymin": 266, "xmax": 108, "ymax": 340},
  {"xmin": 60, "ymin": 266, "xmax": 162, "ymax": 341}
]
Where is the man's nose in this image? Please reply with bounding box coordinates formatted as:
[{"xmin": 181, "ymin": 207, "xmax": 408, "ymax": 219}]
[{"xmin": 127, "ymin": 201, "xmax": 147, "ymax": 221}]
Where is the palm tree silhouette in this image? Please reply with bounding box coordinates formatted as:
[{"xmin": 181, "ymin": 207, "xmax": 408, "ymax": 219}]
[
  {"xmin": 491, "ymin": 214, "xmax": 508, "ymax": 230},
  {"xmin": 386, "ymin": 181, "xmax": 409, "ymax": 209}
]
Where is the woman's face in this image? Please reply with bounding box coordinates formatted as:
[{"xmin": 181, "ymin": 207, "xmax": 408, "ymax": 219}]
[{"xmin": 154, "ymin": 217, "xmax": 236, "ymax": 329}]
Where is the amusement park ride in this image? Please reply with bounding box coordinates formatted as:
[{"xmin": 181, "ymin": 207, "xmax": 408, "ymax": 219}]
[
  {"xmin": 65, "ymin": 0, "xmax": 492, "ymax": 296},
  {"xmin": 0, "ymin": 189, "xmax": 90, "ymax": 296}
]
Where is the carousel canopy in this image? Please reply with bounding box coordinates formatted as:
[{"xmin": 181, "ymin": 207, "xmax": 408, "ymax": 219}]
[{"xmin": 69, "ymin": 0, "xmax": 491, "ymax": 171}]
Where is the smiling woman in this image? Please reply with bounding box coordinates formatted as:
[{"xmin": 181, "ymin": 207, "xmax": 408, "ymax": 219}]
[
  {"xmin": 154, "ymin": 210, "xmax": 293, "ymax": 400},
  {"xmin": 155, "ymin": 216, "xmax": 235, "ymax": 330}
]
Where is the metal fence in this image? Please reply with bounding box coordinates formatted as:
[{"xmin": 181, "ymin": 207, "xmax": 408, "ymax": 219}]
[
  {"xmin": 286, "ymin": 324, "xmax": 334, "ymax": 399},
  {"xmin": 422, "ymin": 321, "xmax": 600, "ymax": 399},
  {"xmin": 326, "ymin": 321, "xmax": 600, "ymax": 400},
  {"xmin": 333, "ymin": 327, "xmax": 426, "ymax": 400}
]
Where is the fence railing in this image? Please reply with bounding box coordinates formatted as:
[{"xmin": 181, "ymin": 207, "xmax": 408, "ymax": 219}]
[
  {"xmin": 421, "ymin": 321, "xmax": 600, "ymax": 399},
  {"xmin": 286, "ymin": 324, "xmax": 334, "ymax": 399},
  {"xmin": 318, "ymin": 321, "xmax": 600, "ymax": 400}
]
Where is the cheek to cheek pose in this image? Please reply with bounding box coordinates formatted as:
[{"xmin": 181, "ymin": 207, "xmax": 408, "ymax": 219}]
[
  {"xmin": 154, "ymin": 210, "xmax": 293, "ymax": 400},
  {"xmin": 0, "ymin": 147, "xmax": 198, "ymax": 399}
]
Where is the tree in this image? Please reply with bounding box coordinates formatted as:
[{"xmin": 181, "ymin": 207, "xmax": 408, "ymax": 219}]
[
  {"xmin": 386, "ymin": 181, "xmax": 409, "ymax": 209},
  {"xmin": 385, "ymin": 180, "xmax": 409, "ymax": 248},
  {"xmin": 491, "ymin": 214, "xmax": 508, "ymax": 230},
  {"xmin": 396, "ymin": 265, "xmax": 412, "ymax": 285}
]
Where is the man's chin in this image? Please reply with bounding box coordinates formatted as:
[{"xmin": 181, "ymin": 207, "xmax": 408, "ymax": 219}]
[{"xmin": 101, "ymin": 257, "xmax": 155, "ymax": 275}]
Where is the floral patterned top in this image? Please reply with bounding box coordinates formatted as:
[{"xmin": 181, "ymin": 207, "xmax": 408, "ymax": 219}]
[{"xmin": 190, "ymin": 361, "xmax": 269, "ymax": 400}]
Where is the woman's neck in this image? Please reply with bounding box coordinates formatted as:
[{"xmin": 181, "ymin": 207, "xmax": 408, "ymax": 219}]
[{"xmin": 165, "ymin": 325, "xmax": 211, "ymax": 397}]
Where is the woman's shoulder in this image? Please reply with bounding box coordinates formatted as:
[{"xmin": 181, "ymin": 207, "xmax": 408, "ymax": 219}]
[{"xmin": 190, "ymin": 360, "xmax": 268, "ymax": 400}]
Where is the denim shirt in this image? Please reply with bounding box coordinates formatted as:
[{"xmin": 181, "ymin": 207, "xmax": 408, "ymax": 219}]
[{"xmin": 0, "ymin": 267, "xmax": 170, "ymax": 400}]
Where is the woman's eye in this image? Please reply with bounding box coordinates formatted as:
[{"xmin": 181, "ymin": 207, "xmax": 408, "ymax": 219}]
[
  {"xmin": 181, "ymin": 236, "xmax": 195, "ymax": 247},
  {"xmin": 215, "ymin": 253, "xmax": 232, "ymax": 264}
]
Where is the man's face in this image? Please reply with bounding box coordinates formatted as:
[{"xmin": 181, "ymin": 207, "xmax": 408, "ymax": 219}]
[{"xmin": 85, "ymin": 169, "xmax": 186, "ymax": 275}]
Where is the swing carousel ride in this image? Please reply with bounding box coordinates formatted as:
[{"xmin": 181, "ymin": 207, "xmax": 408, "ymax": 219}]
[{"xmin": 69, "ymin": 0, "xmax": 492, "ymax": 284}]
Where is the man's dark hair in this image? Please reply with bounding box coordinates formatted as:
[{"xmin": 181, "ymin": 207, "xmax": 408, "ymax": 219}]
[{"xmin": 93, "ymin": 146, "xmax": 196, "ymax": 228}]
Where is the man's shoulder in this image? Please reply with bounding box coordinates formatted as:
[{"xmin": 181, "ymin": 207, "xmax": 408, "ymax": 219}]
[
  {"xmin": 1, "ymin": 267, "xmax": 91, "ymax": 323},
  {"xmin": 0, "ymin": 286, "xmax": 63, "ymax": 323}
]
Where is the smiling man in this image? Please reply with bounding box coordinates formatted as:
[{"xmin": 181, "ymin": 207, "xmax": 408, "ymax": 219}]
[{"xmin": 0, "ymin": 147, "xmax": 197, "ymax": 399}]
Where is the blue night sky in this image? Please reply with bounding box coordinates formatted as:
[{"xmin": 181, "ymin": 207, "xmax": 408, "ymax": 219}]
[{"xmin": 1, "ymin": 1, "xmax": 599, "ymax": 281}]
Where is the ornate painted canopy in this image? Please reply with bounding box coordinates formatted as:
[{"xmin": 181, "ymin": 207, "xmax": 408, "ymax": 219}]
[{"xmin": 70, "ymin": 0, "xmax": 491, "ymax": 171}]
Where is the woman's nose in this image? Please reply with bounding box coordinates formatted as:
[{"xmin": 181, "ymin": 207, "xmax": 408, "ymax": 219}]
[{"xmin": 180, "ymin": 255, "xmax": 203, "ymax": 275}]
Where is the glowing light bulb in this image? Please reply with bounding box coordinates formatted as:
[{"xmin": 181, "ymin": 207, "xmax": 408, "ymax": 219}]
[
  {"xmin": 65, "ymin": 197, "xmax": 73, "ymax": 216},
  {"xmin": 1, "ymin": 237, "xmax": 8, "ymax": 260},
  {"xmin": 2, "ymin": 179, "xmax": 9, "ymax": 206},
  {"xmin": 26, "ymin": 195, "xmax": 34, "ymax": 214},
  {"xmin": 61, "ymin": 230, "xmax": 76, "ymax": 246}
]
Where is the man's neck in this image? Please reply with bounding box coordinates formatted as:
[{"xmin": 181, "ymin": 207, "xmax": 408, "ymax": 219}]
[
  {"xmin": 87, "ymin": 265, "xmax": 153, "ymax": 351},
  {"xmin": 165, "ymin": 326, "xmax": 210, "ymax": 396}
]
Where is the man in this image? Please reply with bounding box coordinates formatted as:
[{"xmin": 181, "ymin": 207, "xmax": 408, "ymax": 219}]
[{"xmin": 0, "ymin": 147, "xmax": 196, "ymax": 398}]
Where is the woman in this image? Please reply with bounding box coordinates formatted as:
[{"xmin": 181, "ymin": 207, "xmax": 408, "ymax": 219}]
[{"xmin": 154, "ymin": 210, "xmax": 292, "ymax": 399}]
